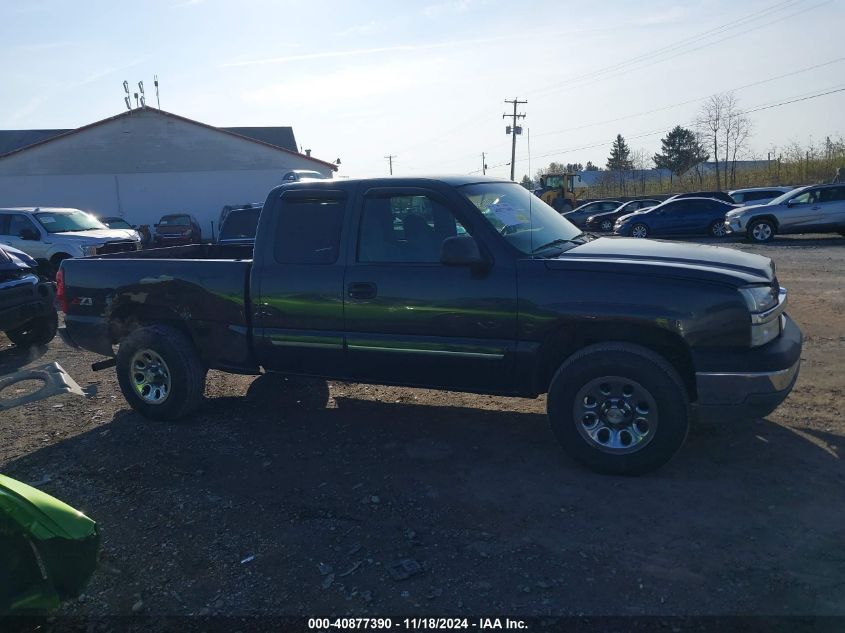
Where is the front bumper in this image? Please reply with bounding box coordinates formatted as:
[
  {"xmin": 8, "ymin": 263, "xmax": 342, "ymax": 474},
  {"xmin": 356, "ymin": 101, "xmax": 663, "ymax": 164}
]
[{"xmin": 694, "ymin": 315, "xmax": 802, "ymax": 420}]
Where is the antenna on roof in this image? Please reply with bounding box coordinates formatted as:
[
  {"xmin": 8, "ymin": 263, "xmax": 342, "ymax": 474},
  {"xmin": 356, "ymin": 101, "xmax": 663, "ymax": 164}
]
[
  {"xmin": 134, "ymin": 92, "xmax": 139, "ymax": 108},
  {"xmin": 138, "ymin": 81, "xmax": 145, "ymax": 108},
  {"xmin": 123, "ymin": 80, "xmax": 132, "ymax": 111},
  {"xmin": 154, "ymin": 75, "xmax": 160, "ymax": 109}
]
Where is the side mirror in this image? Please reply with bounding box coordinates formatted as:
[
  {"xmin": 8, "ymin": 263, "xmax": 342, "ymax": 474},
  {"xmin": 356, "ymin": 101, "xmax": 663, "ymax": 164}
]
[
  {"xmin": 786, "ymin": 198, "xmax": 799, "ymax": 207},
  {"xmin": 440, "ymin": 235, "xmax": 485, "ymax": 268},
  {"xmin": 19, "ymin": 228, "xmax": 38, "ymax": 240}
]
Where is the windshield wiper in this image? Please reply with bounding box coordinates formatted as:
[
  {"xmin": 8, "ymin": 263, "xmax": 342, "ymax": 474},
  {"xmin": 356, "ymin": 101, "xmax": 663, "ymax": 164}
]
[{"xmin": 532, "ymin": 232, "xmax": 596, "ymax": 253}]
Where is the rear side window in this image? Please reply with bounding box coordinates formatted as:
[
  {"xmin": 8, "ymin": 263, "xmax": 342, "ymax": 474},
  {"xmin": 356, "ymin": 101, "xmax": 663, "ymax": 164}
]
[
  {"xmin": 274, "ymin": 194, "xmax": 346, "ymax": 264},
  {"xmin": 820, "ymin": 187, "xmax": 845, "ymax": 203},
  {"xmin": 743, "ymin": 191, "xmax": 777, "ymax": 202}
]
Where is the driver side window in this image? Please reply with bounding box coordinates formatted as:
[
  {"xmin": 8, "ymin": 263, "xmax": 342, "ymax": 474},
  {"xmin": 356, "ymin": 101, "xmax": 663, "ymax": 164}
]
[
  {"xmin": 358, "ymin": 194, "xmax": 467, "ymax": 264},
  {"xmin": 791, "ymin": 190, "xmax": 818, "ymax": 205},
  {"xmin": 8, "ymin": 215, "xmax": 39, "ymax": 238}
]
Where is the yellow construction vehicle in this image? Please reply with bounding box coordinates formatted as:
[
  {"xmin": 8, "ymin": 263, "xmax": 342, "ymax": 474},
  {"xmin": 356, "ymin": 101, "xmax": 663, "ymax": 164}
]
[{"xmin": 537, "ymin": 173, "xmax": 580, "ymax": 213}]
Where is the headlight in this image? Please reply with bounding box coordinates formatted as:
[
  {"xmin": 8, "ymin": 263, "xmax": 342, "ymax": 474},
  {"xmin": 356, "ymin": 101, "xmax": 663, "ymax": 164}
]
[
  {"xmin": 739, "ymin": 285, "xmax": 786, "ymax": 347},
  {"xmin": 82, "ymin": 244, "xmax": 99, "ymax": 256},
  {"xmin": 739, "ymin": 285, "xmax": 778, "ymax": 312}
]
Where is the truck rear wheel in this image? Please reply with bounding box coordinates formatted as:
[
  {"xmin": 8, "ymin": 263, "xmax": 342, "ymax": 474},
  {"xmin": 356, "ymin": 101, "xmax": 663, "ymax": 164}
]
[
  {"xmin": 547, "ymin": 342, "xmax": 689, "ymax": 475},
  {"xmin": 116, "ymin": 324, "xmax": 206, "ymax": 420}
]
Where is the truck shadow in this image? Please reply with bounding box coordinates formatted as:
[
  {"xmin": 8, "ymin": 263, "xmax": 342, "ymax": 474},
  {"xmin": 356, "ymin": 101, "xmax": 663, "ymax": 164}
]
[
  {"xmin": 3, "ymin": 376, "xmax": 844, "ymax": 615},
  {"xmin": 0, "ymin": 343, "xmax": 48, "ymax": 375}
]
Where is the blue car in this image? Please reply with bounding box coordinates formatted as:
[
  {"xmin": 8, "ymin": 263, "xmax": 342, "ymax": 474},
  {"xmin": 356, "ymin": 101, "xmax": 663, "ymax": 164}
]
[{"xmin": 614, "ymin": 197, "xmax": 738, "ymax": 238}]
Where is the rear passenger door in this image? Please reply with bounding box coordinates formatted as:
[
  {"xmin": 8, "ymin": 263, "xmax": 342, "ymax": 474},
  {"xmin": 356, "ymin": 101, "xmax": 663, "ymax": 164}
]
[
  {"xmin": 252, "ymin": 189, "xmax": 349, "ymax": 376},
  {"xmin": 344, "ymin": 187, "xmax": 518, "ymax": 393},
  {"xmin": 817, "ymin": 186, "xmax": 845, "ymax": 231}
]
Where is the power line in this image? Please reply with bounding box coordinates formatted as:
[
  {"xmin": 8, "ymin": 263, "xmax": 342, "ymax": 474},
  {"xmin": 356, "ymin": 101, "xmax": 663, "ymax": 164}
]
[
  {"xmin": 527, "ymin": 0, "xmax": 822, "ymax": 99},
  {"xmin": 530, "ymin": 55, "xmax": 845, "ymax": 141},
  {"xmin": 519, "ymin": 84, "xmax": 845, "ymax": 166}
]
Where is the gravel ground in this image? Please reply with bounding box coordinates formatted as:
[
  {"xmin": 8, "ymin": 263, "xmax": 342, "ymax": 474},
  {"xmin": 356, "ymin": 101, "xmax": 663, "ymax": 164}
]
[{"xmin": 1, "ymin": 234, "xmax": 843, "ymax": 618}]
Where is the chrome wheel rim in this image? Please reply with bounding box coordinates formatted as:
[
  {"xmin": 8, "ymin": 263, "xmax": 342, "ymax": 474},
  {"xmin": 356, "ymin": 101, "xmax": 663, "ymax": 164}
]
[
  {"xmin": 631, "ymin": 224, "xmax": 648, "ymax": 238},
  {"xmin": 752, "ymin": 223, "xmax": 772, "ymax": 241},
  {"xmin": 130, "ymin": 349, "xmax": 171, "ymax": 404},
  {"xmin": 711, "ymin": 222, "xmax": 727, "ymax": 237},
  {"xmin": 601, "ymin": 220, "xmax": 613, "ymax": 231},
  {"xmin": 574, "ymin": 376, "xmax": 658, "ymax": 454}
]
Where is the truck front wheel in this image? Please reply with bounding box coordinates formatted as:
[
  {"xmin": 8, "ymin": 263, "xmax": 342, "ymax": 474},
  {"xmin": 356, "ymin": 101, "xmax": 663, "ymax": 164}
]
[
  {"xmin": 116, "ymin": 324, "xmax": 207, "ymax": 420},
  {"xmin": 547, "ymin": 342, "xmax": 689, "ymax": 475},
  {"xmin": 5, "ymin": 312, "xmax": 58, "ymax": 348}
]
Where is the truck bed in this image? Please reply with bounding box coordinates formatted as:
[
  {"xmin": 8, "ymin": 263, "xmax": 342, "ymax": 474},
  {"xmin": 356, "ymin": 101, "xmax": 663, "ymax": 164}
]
[{"xmin": 60, "ymin": 247, "xmax": 256, "ymax": 372}]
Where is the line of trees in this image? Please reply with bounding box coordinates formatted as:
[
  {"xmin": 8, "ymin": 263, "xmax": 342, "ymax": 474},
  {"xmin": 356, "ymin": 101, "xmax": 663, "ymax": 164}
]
[{"xmin": 523, "ymin": 92, "xmax": 774, "ymax": 195}]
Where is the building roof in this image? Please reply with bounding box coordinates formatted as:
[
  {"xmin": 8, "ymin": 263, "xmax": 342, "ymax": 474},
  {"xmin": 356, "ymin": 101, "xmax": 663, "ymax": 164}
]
[
  {"xmin": 0, "ymin": 108, "xmax": 333, "ymax": 169},
  {"xmin": 0, "ymin": 129, "xmax": 70, "ymax": 155},
  {"xmin": 223, "ymin": 127, "xmax": 298, "ymax": 152}
]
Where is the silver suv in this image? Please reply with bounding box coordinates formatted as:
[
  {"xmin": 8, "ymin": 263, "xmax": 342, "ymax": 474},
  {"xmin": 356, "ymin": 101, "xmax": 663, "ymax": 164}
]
[
  {"xmin": 724, "ymin": 184, "xmax": 845, "ymax": 242},
  {"xmin": 0, "ymin": 207, "xmax": 141, "ymax": 271}
]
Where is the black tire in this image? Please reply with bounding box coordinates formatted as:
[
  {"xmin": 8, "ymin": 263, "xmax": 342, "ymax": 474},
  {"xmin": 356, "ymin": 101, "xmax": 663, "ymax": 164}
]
[
  {"xmin": 547, "ymin": 342, "xmax": 690, "ymax": 475},
  {"xmin": 630, "ymin": 223, "xmax": 649, "ymax": 238},
  {"xmin": 115, "ymin": 324, "xmax": 207, "ymax": 420},
  {"xmin": 709, "ymin": 220, "xmax": 728, "ymax": 237},
  {"xmin": 5, "ymin": 311, "xmax": 58, "ymax": 348},
  {"xmin": 49, "ymin": 253, "xmax": 71, "ymax": 280},
  {"xmin": 599, "ymin": 219, "xmax": 614, "ymax": 232},
  {"xmin": 747, "ymin": 219, "xmax": 775, "ymax": 243}
]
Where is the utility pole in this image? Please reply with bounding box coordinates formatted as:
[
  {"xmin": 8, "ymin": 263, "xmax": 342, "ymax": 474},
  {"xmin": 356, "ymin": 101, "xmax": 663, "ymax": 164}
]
[
  {"xmin": 503, "ymin": 98, "xmax": 527, "ymax": 181},
  {"xmin": 481, "ymin": 152, "xmax": 487, "ymax": 175},
  {"xmin": 385, "ymin": 154, "xmax": 396, "ymax": 175}
]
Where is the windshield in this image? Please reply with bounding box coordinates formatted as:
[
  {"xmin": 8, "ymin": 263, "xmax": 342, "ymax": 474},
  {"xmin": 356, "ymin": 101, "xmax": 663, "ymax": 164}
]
[
  {"xmin": 34, "ymin": 210, "xmax": 107, "ymax": 233},
  {"xmin": 219, "ymin": 209, "xmax": 260, "ymax": 240},
  {"xmin": 459, "ymin": 182, "xmax": 582, "ymax": 256},
  {"xmin": 159, "ymin": 215, "xmax": 191, "ymax": 226},
  {"xmin": 103, "ymin": 218, "xmax": 132, "ymax": 229}
]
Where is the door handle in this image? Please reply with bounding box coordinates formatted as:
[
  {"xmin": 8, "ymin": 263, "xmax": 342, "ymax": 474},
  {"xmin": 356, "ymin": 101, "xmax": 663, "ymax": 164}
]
[{"xmin": 348, "ymin": 281, "xmax": 377, "ymax": 300}]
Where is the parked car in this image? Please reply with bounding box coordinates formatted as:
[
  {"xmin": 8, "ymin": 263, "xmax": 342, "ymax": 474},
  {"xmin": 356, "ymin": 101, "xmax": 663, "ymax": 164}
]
[
  {"xmin": 561, "ymin": 200, "xmax": 622, "ymax": 228},
  {"xmin": 0, "ymin": 244, "xmax": 57, "ymax": 347},
  {"xmin": 217, "ymin": 205, "xmax": 262, "ymax": 247},
  {"xmin": 614, "ymin": 198, "xmax": 737, "ymax": 238},
  {"xmin": 585, "ymin": 199, "xmax": 661, "ymax": 232},
  {"xmin": 152, "ymin": 214, "xmax": 202, "ymax": 247},
  {"xmin": 0, "ymin": 207, "xmax": 141, "ymax": 273},
  {"xmin": 724, "ymin": 183, "xmax": 845, "ymax": 242},
  {"xmin": 729, "ymin": 187, "xmax": 794, "ymax": 207},
  {"xmin": 666, "ymin": 191, "xmax": 735, "ymax": 204},
  {"xmin": 98, "ymin": 216, "xmax": 141, "ymax": 241},
  {"xmin": 281, "ymin": 170, "xmax": 331, "ymax": 183},
  {"xmin": 58, "ymin": 176, "xmax": 801, "ymax": 476},
  {"xmin": 218, "ymin": 203, "xmax": 262, "ymax": 235}
]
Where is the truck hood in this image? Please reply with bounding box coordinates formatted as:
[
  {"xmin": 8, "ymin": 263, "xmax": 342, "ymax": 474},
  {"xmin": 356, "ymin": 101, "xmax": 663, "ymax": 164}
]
[
  {"xmin": 547, "ymin": 237, "xmax": 774, "ymax": 286},
  {"xmin": 51, "ymin": 229, "xmax": 138, "ymax": 243}
]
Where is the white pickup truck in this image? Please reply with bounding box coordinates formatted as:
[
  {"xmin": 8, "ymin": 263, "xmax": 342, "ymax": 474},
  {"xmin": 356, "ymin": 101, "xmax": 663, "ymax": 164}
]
[{"xmin": 0, "ymin": 207, "xmax": 141, "ymax": 273}]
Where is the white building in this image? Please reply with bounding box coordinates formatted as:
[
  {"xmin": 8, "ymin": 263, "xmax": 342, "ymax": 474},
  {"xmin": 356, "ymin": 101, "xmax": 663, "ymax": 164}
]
[{"xmin": 0, "ymin": 108, "xmax": 338, "ymax": 238}]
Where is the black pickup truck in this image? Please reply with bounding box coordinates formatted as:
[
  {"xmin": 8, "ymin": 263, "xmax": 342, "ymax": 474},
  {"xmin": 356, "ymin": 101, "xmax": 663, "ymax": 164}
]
[{"xmin": 58, "ymin": 176, "xmax": 802, "ymax": 475}]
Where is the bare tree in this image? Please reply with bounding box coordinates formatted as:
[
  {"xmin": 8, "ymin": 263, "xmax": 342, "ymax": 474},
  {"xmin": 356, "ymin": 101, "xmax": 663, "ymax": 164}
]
[
  {"xmin": 728, "ymin": 112, "xmax": 752, "ymax": 187},
  {"xmin": 697, "ymin": 94, "xmax": 727, "ymax": 190}
]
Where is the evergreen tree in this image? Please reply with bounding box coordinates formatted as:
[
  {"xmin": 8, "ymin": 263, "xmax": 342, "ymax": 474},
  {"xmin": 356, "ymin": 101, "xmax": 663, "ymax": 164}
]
[
  {"xmin": 519, "ymin": 175, "xmax": 534, "ymax": 189},
  {"xmin": 606, "ymin": 134, "xmax": 633, "ymax": 194},
  {"xmin": 606, "ymin": 134, "xmax": 633, "ymax": 171},
  {"xmin": 653, "ymin": 125, "xmax": 709, "ymax": 182},
  {"xmin": 584, "ymin": 161, "xmax": 600, "ymax": 171}
]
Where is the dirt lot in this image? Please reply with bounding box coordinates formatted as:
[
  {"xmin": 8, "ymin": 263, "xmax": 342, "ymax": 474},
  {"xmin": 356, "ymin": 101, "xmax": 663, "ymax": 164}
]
[{"xmin": 1, "ymin": 235, "xmax": 844, "ymax": 618}]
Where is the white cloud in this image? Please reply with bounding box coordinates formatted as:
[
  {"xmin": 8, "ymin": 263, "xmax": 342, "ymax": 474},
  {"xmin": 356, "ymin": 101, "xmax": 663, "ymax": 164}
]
[
  {"xmin": 221, "ymin": 34, "xmax": 511, "ymax": 68},
  {"xmin": 242, "ymin": 58, "xmax": 444, "ymax": 107},
  {"xmin": 634, "ymin": 7, "xmax": 690, "ymax": 26}
]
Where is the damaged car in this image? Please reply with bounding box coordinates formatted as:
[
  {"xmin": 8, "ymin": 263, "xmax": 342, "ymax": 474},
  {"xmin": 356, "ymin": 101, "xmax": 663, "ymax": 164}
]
[{"xmin": 0, "ymin": 244, "xmax": 58, "ymax": 348}]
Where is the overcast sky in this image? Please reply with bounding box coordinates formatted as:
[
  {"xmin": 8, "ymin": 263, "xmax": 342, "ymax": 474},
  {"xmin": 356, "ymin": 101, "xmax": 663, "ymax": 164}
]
[{"xmin": 1, "ymin": 0, "xmax": 843, "ymax": 179}]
